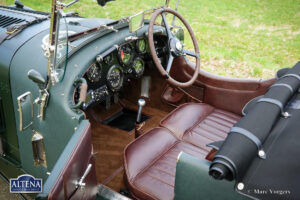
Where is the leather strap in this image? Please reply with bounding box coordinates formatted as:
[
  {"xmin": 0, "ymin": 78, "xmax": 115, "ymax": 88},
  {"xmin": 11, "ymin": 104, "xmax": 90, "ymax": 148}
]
[
  {"xmin": 270, "ymin": 83, "xmax": 293, "ymax": 94},
  {"xmin": 257, "ymin": 98, "xmax": 284, "ymax": 115},
  {"xmin": 230, "ymin": 127, "xmax": 266, "ymax": 159},
  {"xmin": 0, "ymin": 16, "xmax": 45, "ymax": 45},
  {"xmin": 281, "ymin": 74, "xmax": 300, "ymax": 81},
  {"xmin": 0, "ymin": 21, "xmax": 27, "ymax": 45}
]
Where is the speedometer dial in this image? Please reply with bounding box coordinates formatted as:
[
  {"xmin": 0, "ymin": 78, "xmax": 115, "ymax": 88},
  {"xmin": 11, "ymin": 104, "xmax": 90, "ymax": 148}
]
[
  {"xmin": 132, "ymin": 58, "xmax": 145, "ymax": 78},
  {"xmin": 86, "ymin": 63, "xmax": 102, "ymax": 83},
  {"xmin": 106, "ymin": 65, "xmax": 124, "ymax": 91},
  {"xmin": 118, "ymin": 43, "xmax": 134, "ymax": 66},
  {"xmin": 136, "ymin": 39, "xmax": 147, "ymax": 53}
]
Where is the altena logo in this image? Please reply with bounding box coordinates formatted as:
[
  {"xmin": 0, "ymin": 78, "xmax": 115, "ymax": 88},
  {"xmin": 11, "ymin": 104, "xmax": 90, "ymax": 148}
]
[{"xmin": 10, "ymin": 174, "xmax": 42, "ymax": 193}]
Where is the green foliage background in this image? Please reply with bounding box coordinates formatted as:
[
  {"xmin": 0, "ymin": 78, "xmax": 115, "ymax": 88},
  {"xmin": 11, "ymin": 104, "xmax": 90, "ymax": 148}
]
[{"xmin": 1, "ymin": 0, "xmax": 300, "ymax": 78}]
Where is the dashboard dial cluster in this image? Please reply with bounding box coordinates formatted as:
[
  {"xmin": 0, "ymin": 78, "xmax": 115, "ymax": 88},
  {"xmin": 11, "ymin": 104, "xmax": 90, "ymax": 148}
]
[
  {"xmin": 83, "ymin": 38, "xmax": 153, "ymax": 109},
  {"xmin": 118, "ymin": 39, "xmax": 146, "ymax": 77}
]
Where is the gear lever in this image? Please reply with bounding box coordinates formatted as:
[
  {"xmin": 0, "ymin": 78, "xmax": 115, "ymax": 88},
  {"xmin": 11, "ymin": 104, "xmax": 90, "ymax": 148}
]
[
  {"xmin": 135, "ymin": 98, "xmax": 146, "ymax": 138},
  {"xmin": 136, "ymin": 98, "xmax": 146, "ymax": 123}
]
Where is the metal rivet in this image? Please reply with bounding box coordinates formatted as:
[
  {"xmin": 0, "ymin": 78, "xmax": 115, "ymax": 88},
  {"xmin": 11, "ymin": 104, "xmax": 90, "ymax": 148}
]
[
  {"xmin": 258, "ymin": 150, "xmax": 265, "ymax": 158},
  {"xmin": 283, "ymin": 112, "xmax": 290, "ymax": 118},
  {"xmin": 237, "ymin": 183, "xmax": 244, "ymax": 190}
]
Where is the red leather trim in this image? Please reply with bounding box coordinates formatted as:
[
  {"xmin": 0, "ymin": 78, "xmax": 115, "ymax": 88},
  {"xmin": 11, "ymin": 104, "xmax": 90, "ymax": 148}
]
[
  {"xmin": 170, "ymin": 57, "xmax": 275, "ymax": 114},
  {"xmin": 205, "ymin": 149, "xmax": 218, "ymax": 161},
  {"xmin": 48, "ymin": 122, "xmax": 97, "ymax": 200},
  {"xmin": 124, "ymin": 128, "xmax": 178, "ymax": 200}
]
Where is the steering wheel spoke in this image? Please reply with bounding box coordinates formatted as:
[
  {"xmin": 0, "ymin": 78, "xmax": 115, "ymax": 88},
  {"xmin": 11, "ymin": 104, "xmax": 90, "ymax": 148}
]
[
  {"xmin": 161, "ymin": 12, "xmax": 173, "ymax": 38},
  {"xmin": 166, "ymin": 54, "xmax": 174, "ymax": 73},
  {"xmin": 183, "ymin": 49, "xmax": 199, "ymax": 58}
]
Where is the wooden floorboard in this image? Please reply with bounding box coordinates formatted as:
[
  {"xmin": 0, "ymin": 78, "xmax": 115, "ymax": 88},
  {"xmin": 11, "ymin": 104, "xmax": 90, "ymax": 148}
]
[{"xmin": 85, "ymin": 99, "xmax": 169, "ymax": 192}]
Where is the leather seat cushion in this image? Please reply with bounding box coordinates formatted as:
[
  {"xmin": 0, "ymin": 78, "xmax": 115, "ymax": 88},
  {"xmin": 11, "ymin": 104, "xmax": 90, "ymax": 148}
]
[
  {"xmin": 124, "ymin": 103, "xmax": 241, "ymax": 200},
  {"xmin": 124, "ymin": 127, "xmax": 209, "ymax": 200},
  {"xmin": 160, "ymin": 103, "xmax": 241, "ymax": 151}
]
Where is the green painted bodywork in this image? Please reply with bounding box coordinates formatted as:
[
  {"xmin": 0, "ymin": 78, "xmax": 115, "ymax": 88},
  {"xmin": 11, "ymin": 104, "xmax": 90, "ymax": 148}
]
[
  {"xmin": 0, "ymin": 19, "xmax": 50, "ymax": 166},
  {"xmin": 174, "ymin": 152, "xmax": 249, "ymax": 200},
  {"xmin": 0, "ymin": 11, "xmax": 153, "ymax": 193}
]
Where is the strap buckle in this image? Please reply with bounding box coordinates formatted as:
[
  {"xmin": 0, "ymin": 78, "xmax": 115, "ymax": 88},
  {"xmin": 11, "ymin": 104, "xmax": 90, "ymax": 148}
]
[
  {"xmin": 6, "ymin": 27, "xmax": 19, "ymax": 34},
  {"xmin": 6, "ymin": 23, "xmax": 26, "ymax": 35}
]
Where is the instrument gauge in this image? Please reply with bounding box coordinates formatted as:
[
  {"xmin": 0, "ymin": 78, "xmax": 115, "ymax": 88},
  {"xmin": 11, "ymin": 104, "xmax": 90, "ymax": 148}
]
[
  {"xmin": 136, "ymin": 39, "xmax": 147, "ymax": 53},
  {"xmin": 132, "ymin": 58, "xmax": 145, "ymax": 78},
  {"xmin": 103, "ymin": 54, "xmax": 113, "ymax": 65},
  {"xmin": 106, "ymin": 65, "xmax": 124, "ymax": 91},
  {"xmin": 118, "ymin": 44, "xmax": 134, "ymax": 66},
  {"xmin": 86, "ymin": 63, "xmax": 102, "ymax": 83}
]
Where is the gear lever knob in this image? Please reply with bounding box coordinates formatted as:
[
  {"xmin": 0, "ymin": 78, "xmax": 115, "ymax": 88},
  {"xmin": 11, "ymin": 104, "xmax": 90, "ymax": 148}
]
[{"xmin": 136, "ymin": 98, "xmax": 146, "ymax": 123}]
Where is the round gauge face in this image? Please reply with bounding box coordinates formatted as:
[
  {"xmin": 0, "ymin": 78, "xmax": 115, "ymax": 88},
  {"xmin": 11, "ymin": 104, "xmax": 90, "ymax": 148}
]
[
  {"xmin": 103, "ymin": 54, "xmax": 113, "ymax": 65},
  {"xmin": 118, "ymin": 44, "xmax": 134, "ymax": 66},
  {"xmin": 136, "ymin": 39, "xmax": 147, "ymax": 53},
  {"xmin": 107, "ymin": 65, "xmax": 123, "ymax": 91},
  {"xmin": 133, "ymin": 58, "xmax": 145, "ymax": 78},
  {"xmin": 86, "ymin": 63, "xmax": 102, "ymax": 83}
]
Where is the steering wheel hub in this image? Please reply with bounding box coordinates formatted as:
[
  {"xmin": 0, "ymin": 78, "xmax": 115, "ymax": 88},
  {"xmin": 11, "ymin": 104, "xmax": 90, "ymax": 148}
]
[
  {"xmin": 169, "ymin": 38, "xmax": 183, "ymax": 57},
  {"xmin": 176, "ymin": 41, "xmax": 183, "ymax": 51}
]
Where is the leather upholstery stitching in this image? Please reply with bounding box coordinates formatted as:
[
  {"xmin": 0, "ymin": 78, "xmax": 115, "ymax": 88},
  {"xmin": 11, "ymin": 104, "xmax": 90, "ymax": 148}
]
[
  {"xmin": 190, "ymin": 129, "xmax": 220, "ymax": 143},
  {"xmin": 195, "ymin": 124, "xmax": 228, "ymax": 139},
  {"xmin": 129, "ymin": 138, "xmax": 180, "ymax": 200},
  {"xmin": 145, "ymin": 172, "xmax": 175, "ymax": 187},
  {"xmin": 181, "ymin": 107, "xmax": 215, "ymax": 137},
  {"xmin": 132, "ymin": 140, "xmax": 179, "ymax": 182},
  {"xmin": 202, "ymin": 120, "xmax": 232, "ymax": 132},
  {"xmin": 159, "ymin": 102, "xmax": 203, "ymax": 127},
  {"xmin": 209, "ymin": 112, "xmax": 239, "ymax": 123},
  {"xmin": 204, "ymin": 117, "xmax": 234, "ymax": 128},
  {"xmin": 214, "ymin": 109, "xmax": 241, "ymax": 119},
  {"xmin": 151, "ymin": 166, "xmax": 176, "ymax": 177},
  {"xmin": 199, "ymin": 123, "xmax": 231, "ymax": 136},
  {"xmin": 179, "ymin": 142, "xmax": 208, "ymax": 153}
]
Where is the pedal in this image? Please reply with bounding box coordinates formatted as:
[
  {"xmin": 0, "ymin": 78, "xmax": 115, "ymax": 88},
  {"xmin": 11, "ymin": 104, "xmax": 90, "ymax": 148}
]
[{"xmin": 141, "ymin": 76, "xmax": 151, "ymax": 98}]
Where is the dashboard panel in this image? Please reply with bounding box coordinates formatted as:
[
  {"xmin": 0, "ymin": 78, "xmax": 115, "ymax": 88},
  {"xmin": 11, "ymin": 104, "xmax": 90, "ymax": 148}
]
[{"xmin": 80, "ymin": 35, "xmax": 168, "ymax": 110}]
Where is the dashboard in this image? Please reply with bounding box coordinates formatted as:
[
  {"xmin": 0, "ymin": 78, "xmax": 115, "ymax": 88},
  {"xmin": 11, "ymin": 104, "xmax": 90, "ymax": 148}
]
[{"xmin": 79, "ymin": 35, "xmax": 168, "ymax": 110}]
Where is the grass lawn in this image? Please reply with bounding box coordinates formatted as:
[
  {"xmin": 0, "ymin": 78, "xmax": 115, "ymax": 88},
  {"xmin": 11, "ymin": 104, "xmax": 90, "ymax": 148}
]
[{"xmin": 1, "ymin": 0, "xmax": 300, "ymax": 78}]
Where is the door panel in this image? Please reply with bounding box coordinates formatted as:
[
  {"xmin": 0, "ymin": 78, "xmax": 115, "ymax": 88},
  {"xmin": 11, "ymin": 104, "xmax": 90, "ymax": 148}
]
[
  {"xmin": 170, "ymin": 57, "xmax": 275, "ymax": 115},
  {"xmin": 37, "ymin": 120, "xmax": 98, "ymax": 200}
]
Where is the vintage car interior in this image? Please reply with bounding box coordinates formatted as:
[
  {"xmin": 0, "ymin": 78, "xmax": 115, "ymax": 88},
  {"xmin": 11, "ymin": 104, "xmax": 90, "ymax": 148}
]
[
  {"xmin": 69, "ymin": 6, "xmax": 273, "ymax": 200},
  {"xmin": 3, "ymin": 0, "xmax": 299, "ymax": 199}
]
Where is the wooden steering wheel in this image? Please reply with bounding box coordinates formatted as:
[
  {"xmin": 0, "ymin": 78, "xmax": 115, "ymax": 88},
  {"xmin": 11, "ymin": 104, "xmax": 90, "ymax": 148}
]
[{"xmin": 148, "ymin": 8, "xmax": 200, "ymax": 88}]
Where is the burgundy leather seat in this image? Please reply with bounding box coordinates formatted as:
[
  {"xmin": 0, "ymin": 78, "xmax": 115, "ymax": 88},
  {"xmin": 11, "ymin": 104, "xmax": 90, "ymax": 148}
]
[
  {"xmin": 124, "ymin": 103, "xmax": 240, "ymax": 200},
  {"xmin": 160, "ymin": 103, "xmax": 241, "ymax": 151}
]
